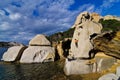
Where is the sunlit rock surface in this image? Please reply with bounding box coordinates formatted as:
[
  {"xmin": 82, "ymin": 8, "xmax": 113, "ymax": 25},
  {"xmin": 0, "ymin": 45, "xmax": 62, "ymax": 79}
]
[
  {"xmin": 2, "ymin": 46, "xmax": 26, "ymax": 62},
  {"xmin": 20, "ymin": 34, "xmax": 55, "ymax": 63},
  {"xmin": 64, "ymin": 12, "xmax": 103, "ymax": 75},
  {"xmin": 20, "ymin": 46, "xmax": 55, "ymax": 63},
  {"xmin": 29, "ymin": 34, "xmax": 51, "ymax": 46}
]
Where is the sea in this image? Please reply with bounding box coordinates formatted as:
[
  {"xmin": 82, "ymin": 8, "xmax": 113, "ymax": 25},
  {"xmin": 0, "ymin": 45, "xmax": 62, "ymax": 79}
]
[{"xmin": 0, "ymin": 47, "xmax": 65, "ymax": 80}]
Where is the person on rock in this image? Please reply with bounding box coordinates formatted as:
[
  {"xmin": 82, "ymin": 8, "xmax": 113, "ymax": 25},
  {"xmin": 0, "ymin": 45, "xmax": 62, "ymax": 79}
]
[{"xmin": 74, "ymin": 39, "xmax": 78, "ymax": 48}]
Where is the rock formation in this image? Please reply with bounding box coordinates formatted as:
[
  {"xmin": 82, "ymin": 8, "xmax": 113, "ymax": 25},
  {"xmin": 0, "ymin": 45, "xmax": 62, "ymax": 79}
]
[
  {"xmin": 72, "ymin": 12, "xmax": 102, "ymax": 28},
  {"xmin": 91, "ymin": 13, "xmax": 101, "ymax": 22},
  {"xmin": 93, "ymin": 31, "xmax": 120, "ymax": 59},
  {"xmin": 104, "ymin": 15, "xmax": 120, "ymax": 21},
  {"xmin": 29, "ymin": 34, "xmax": 51, "ymax": 46},
  {"xmin": 20, "ymin": 34, "xmax": 55, "ymax": 63},
  {"xmin": 64, "ymin": 12, "xmax": 103, "ymax": 75},
  {"xmin": 98, "ymin": 66, "xmax": 120, "ymax": 80},
  {"xmin": 2, "ymin": 46, "xmax": 26, "ymax": 62},
  {"xmin": 98, "ymin": 73, "xmax": 119, "ymax": 80}
]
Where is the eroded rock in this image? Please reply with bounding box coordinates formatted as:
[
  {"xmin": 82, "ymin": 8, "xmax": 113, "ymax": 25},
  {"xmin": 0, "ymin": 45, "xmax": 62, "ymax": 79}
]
[{"xmin": 2, "ymin": 46, "xmax": 26, "ymax": 62}]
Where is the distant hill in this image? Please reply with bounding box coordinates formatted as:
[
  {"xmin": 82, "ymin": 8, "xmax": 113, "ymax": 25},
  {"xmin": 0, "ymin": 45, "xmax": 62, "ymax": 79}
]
[
  {"xmin": 47, "ymin": 28, "xmax": 75, "ymax": 42},
  {"xmin": 0, "ymin": 42, "xmax": 24, "ymax": 47}
]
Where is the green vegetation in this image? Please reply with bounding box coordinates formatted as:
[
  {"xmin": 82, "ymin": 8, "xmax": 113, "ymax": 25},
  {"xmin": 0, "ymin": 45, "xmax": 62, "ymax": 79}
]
[
  {"xmin": 48, "ymin": 28, "xmax": 75, "ymax": 42},
  {"xmin": 100, "ymin": 19, "xmax": 120, "ymax": 31},
  {"xmin": 48, "ymin": 19, "xmax": 120, "ymax": 42}
]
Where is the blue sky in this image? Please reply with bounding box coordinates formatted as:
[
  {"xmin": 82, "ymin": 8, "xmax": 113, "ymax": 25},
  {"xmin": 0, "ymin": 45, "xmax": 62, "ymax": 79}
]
[{"xmin": 0, "ymin": 0, "xmax": 120, "ymax": 44}]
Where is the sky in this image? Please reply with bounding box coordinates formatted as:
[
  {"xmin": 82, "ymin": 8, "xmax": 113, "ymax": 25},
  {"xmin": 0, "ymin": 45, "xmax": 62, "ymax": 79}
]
[{"xmin": 0, "ymin": 0, "xmax": 120, "ymax": 44}]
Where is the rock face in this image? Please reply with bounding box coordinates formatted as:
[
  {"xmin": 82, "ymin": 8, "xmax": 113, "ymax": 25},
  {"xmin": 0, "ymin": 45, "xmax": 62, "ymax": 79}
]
[
  {"xmin": 98, "ymin": 73, "xmax": 119, "ymax": 80},
  {"xmin": 91, "ymin": 13, "xmax": 101, "ymax": 22},
  {"xmin": 93, "ymin": 31, "xmax": 120, "ymax": 58},
  {"xmin": 2, "ymin": 46, "xmax": 26, "ymax": 62},
  {"xmin": 64, "ymin": 12, "xmax": 103, "ymax": 75},
  {"xmin": 20, "ymin": 34, "xmax": 55, "ymax": 63},
  {"xmin": 20, "ymin": 46, "xmax": 55, "ymax": 63},
  {"xmin": 29, "ymin": 34, "xmax": 51, "ymax": 46},
  {"xmin": 72, "ymin": 12, "xmax": 102, "ymax": 28},
  {"xmin": 104, "ymin": 15, "xmax": 120, "ymax": 21},
  {"xmin": 116, "ymin": 66, "xmax": 120, "ymax": 77}
]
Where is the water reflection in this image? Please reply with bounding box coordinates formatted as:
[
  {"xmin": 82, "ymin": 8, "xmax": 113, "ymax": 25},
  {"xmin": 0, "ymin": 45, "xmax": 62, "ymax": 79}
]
[{"xmin": 0, "ymin": 62, "xmax": 64, "ymax": 80}]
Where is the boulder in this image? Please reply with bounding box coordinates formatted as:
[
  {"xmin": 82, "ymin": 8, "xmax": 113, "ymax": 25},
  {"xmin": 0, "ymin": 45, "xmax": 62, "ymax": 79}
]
[
  {"xmin": 20, "ymin": 46, "xmax": 55, "ymax": 63},
  {"xmin": 98, "ymin": 73, "xmax": 119, "ymax": 80},
  {"xmin": 64, "ymin": 59, "xmax": 95, "ymax": 75},
  {"xmin": 2, "ymin": 46, "xmax": 26, "ymax": 62},
  {"xmin": 95, "ymin": 52, "xmax": 117, "ymax": 72},
  {"xmin": 116, "ymin": 66, "xmax": 120, "ymax": 77},
  {"xmin": 64, "ymin": 12, "xmax": 103, "ymax": 75},
  {"xmin": 29, "ymin": 34, "xmax": 51, "ymax": 46},
  {"xmin": 70, "ymin": 15, "xmax": 102, "ymax": 58}
]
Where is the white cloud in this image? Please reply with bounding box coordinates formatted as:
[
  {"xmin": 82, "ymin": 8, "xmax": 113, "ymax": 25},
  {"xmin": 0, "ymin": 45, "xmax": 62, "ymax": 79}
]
[
  {"xmin": 101, "ymin": 0, "xmax": 120, "ymax": 8},
  {"xmin": 95, "ymin": 0, "xmax": 120, "ymax": 14},
  {"xmin": 9, "ymin": 13, "xmax": 21, "ymax": 20},
  {"xmin": 0, "ymin": 10, "xmax": 5, "ymax": 15},
  {"xmin": 0, "ymin": 22, "xmax": 11, "ymax": 30},
  {"xmin": 0, "ymin": 0, "xmax": 119, "ymax": 44}
]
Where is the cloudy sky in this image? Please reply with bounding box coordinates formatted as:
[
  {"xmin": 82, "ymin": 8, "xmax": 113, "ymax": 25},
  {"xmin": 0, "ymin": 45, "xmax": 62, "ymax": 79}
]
[{"xmin": 0, "ymin": 0, "xmax": 120, "ymax": 44}]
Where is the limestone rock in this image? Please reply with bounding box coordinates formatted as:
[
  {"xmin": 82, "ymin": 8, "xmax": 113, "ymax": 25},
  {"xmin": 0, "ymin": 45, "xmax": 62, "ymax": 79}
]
[
  {"xmin": 93, "ymin": 31, "xmax": 120, "ymax": 58},
  {"xmin": 104, "ymin": 15, "xmax": 120, "ymax": 21},
  {"xmin": 98, "ymin": 73, "xmax": 119, "ymax": 80},
  {"xmin": 95, "ymin": 52, "xmax": 117, "ymax": 72},
  {"xmin": 91, "ymin": 12, "xmax": 101, "ymax": 22},
  {"xmin": 64, "ymin": 59, "xmax": 95, "ymax": 75},
  {"xmin": 20, "ymin": 46, "xmax": 55, "ymax": 63},
  {"xmin": 71, "ymin": 19, "xmax": 102, "ymax": 58},
  {"xmin": 56, "ymin": 41, "xmax": 64, "ymax": 59},
  {"xmin": 64, "ymin": 12, "xmax": 103, "ymax": 75},
  {"xmin": 116, "ymin": 66, "xmax": 120, "ymax": 77},
  {"xmin": 2, "ymin": 46, "xmax": 26, "ymax": 62},
  {"xmin": 29, "ymin": 34, "xmax": 51, "ymax": 46}
]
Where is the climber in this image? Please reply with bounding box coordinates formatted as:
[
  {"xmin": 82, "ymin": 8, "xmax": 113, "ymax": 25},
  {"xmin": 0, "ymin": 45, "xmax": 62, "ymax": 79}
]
[{"xmin": 74, "ymin": 39, "xmax": 78, "ymax": 47}]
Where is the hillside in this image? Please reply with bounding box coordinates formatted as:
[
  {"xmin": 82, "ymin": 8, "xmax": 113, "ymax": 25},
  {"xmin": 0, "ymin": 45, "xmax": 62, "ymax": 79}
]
[{"xmin": 48, "ymin": 19, "xmax": 120, "ymax": 42}]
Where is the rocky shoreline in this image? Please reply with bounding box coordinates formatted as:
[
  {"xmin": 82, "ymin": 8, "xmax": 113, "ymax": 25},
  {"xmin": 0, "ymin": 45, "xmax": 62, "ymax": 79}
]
[{"xmin": 1, "ymin": 11, "xmax": 120, "ymax": 80}]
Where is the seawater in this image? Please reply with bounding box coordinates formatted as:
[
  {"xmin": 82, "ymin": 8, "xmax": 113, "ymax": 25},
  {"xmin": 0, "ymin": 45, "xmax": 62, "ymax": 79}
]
[
  {"xmin": 0, "ymin": 47, "xmax": 8, "ymax": 60},
  {"xmin": 0, "ymin": 47, "xmax": 64, "ymax": 80},
  {"xmin": 0, "ymin": 62, "xmax": 64, "ymax": 80}
]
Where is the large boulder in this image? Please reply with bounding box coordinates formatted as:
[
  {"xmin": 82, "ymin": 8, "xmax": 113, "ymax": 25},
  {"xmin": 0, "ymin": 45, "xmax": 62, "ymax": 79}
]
[
  {"xmin": 29, "ymin": 34, "xmax": 51, "ymax": 46},
  {"xmin": 64, "ymin": 59, "xmax": 95, "ymax": 75},
  {"xmin": 2, "ymin": 46, "xmax": 26, "ymax": 62},
  {"xmin": 20, "ymin": 46, "xmax": 55, "ymax": 63},
  {"xmin": 95, "ymin": 52, "xmax": 117, "ymax": 72},
  {"xmin": 64, "ymin": 12, "xmax": 103, "ymax": 75},
  {"xmin": 98, "ymin": 73, "xmax": 119, "ymax": 80},
  {"xmin": 70, "ymin": 13, "xmax": 102, "ymax": 58}
]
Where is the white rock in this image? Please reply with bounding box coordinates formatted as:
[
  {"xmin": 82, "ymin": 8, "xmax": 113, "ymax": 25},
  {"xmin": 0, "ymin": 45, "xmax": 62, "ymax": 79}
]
[
  {"xmin": 2, "ymin": 46, "xmax": 26, "ymax": 62},
  {"xmin": 20, "ymin": 46, "xmax": 55, "ymax": 63},
  {"xmin": 98, "ymin": 73, "xmax": 119, "ymax": 80},
  {"xmin": 64, "ymin": 59, "xmax": 93, "ymax": 75},
  {"xmin": 29, "ymin": 34, "xmax": 51, "ymax": 46},
  {"xmin": 116, "ymin": 66, "xmax": 120, "ymax": 77},
  {"xmin": 64, "ymin": 12, "xmax": 103, "ymax": 75}
]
